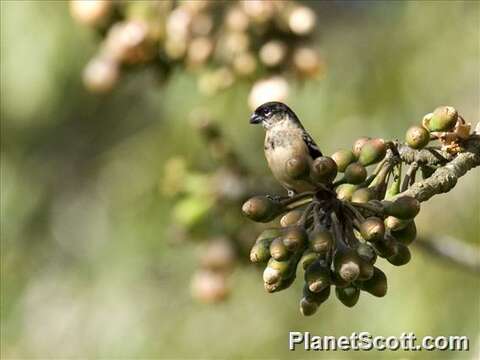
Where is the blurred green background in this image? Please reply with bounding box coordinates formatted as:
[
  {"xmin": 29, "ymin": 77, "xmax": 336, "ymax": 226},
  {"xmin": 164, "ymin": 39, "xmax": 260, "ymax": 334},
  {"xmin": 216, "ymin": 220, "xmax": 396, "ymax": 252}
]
[{"xmin": 1, "ymin": 1, "xmax": 479, "ymax": 359}]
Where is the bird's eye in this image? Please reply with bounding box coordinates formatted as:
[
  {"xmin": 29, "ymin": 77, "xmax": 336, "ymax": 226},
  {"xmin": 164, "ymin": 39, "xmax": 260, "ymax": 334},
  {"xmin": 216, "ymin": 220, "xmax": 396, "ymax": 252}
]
[{"xmin": 264, "ymin": 110, "xmax": 272, "ymax": 117}]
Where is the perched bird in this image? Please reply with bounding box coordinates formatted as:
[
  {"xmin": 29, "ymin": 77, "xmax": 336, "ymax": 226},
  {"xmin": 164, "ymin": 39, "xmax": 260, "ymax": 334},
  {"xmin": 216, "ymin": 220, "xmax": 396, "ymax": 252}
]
[{"xmin": 250, "ymin": 101, "xmax": 322, "ymax": 196}]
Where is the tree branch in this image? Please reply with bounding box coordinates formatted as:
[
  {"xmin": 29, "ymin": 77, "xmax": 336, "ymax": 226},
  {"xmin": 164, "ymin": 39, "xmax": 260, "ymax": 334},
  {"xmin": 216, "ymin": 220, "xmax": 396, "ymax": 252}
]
[
  {"xmin": 394, "ymin": 136, "xmax": 480, "ymax": 202},
  {"xmin": 414, "ymin": 236, "xmax": 480, "ymax": 274}
]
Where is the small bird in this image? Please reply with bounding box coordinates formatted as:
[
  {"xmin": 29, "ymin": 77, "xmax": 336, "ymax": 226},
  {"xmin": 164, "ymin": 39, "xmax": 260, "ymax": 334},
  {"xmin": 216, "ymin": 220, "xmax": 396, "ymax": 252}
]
[{"xmin": 250, "ymin": 101, "xmax": 322, "ymax": 196}]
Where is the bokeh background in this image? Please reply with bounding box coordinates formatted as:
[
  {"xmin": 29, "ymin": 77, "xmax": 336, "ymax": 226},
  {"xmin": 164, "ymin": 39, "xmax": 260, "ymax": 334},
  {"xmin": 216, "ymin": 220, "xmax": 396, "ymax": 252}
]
[{"xmin": 1, "ymin": 1, "xmax": 479, "ymax": 359}]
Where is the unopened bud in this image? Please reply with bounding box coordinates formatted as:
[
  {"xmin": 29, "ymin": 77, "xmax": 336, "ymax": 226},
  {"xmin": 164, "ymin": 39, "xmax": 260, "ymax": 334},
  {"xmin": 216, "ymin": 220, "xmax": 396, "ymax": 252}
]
[
  {"xmin": 387, "ymin": 242, "xmax": 411, "ymax": 266},
  {"xmin": 300, "ymin": 297, "xmax": 318, "ymax": 316},
  {"xmin": 383, "ymin": 196, "xmax": 420, "ymax": 220},
  {"xmin": 309, "ymin": 230, "xmax": 333, "ymax": 254},
  {"xmin": 356, "ymin": 243, "xmax": 377, "ymax": 265},
  {"xmin": 352, "ymin": 137, "xmax": 371, "ymax": 158},
  {"xmin": 356, "ymin": 267, "xmax": 387, "ymax": 297},
  {"xmin": 384, "ymin": 216, "xmax": 411, "ymax": 231},
  {"xmin": 344, "ymin": 163, "xmax": 367, "ymax": 184},
  {"xmin": 311, "ymin": 156, "xmax": 337, "ymax": 184},
  {"xmin": 305, "ymin": 261, "xmax": 330, "ymax": 293},
  {"xmin": 427, "ymin": 106, "xmax": 458, "ymax": 132},
  {"xmin": 242, "ymin": 196, "xmax": 283, "ymax": 222},
  {"xmin": 358, "ymin": 138, "xmax": 386, "ymax": 166},
  {"xmin": 299, "ymin": 250, "xmax": 320, "ymax": 270},
  {"xmin": 270, "ymin": 237, "xmax": 289, "ymax": 261},
  {"xmin": 282, "ymin": 227, "xmax": 308, "ymax": 252},
  {"xmin": 405, "ymin": 125, "xmax": 430, "ymax": 149},
  {"xmin": 335, "ymin": 285, "xmax": 360, "ymax": 307},
  {"xmin": 360, "ymin": 217, "xmax": 385, "ymax": 243},
  {"xmin": 335, "ymin": 184, "xmax": 358, "ymax": 201},
  {"xmin": 334, "ymin": 249, "xmax": 361, "ymax": 282},
  {"xmin": 331, "ymin": 149, "xmax": 355, "ymax": 172},
  {"xmin": 280, "ymin": 209, "xmax": 303, "ymax": 227},
  {"xmin": 285, "ymin": 156, "xmax": 309, "ymax": 180},
  {"xmin": 391, "ymin": 220, "xmax": 416, "ymax": 246},
  {"xmin": 351, "ymin": 188, "xmax": 377, "ymax": 203}
]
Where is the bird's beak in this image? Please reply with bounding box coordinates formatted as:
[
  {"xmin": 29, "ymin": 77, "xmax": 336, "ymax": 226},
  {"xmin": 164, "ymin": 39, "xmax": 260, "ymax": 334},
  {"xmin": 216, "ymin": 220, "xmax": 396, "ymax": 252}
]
[{"xmin": 250, "ymin": 113, "xmax": 263, "ymax": 124}]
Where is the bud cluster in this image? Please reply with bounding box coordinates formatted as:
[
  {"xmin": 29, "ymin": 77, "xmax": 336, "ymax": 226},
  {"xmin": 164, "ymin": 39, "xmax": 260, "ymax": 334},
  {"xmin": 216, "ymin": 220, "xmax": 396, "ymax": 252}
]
[
  {"xmin": 70, "ymin": 0, "xmax": 324, "ymax": 104},
  {"xmin": 243, "ymin": 106, "xmax": 474, "ymax": 316}
]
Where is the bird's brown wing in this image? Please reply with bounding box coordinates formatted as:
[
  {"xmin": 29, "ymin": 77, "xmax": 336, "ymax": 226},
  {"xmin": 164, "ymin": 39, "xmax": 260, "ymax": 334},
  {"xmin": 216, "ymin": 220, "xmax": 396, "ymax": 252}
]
[{"xmin": 302, "ymin": 132, "xmax": 323, "ymax": 159}]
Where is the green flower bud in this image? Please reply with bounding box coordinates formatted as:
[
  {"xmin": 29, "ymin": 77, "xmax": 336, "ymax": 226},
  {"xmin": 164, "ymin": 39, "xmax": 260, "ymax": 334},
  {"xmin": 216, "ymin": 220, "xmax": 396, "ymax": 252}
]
[
  {"xmin": 405, "ymin": 125, "xmax": 430, "ymax": 149},
  {"xmin": 309, "ymin": 230, "xmax": 333, "ymax": 254},
  {"xmin": 360, "ymin": 217, "xmax": 385, "ymax": 243},
  {"xmin": 335, "ymin": 286, "xmax": 360, "ymax": 307},
  {"xmin": 250, "ymin": 238, "xmax": 273, "ymax": 263},
  {"xmin": 283, "ymin": 227, "xmax": 308, "ymax": 252},
  {"xmin": 263, "ymin": 258, "xmax": 294, "ymax": 285},
  {"xmin": 372, "ymin": 235, "xmax": 397, "ymax": 258},
  {"xmin": 427, "ymin": 106, "xmax": 458, "ymax": 132},
  {"xmin": 311, "ymin": 156, "xmax": 338, "ymax": 184},
  {"xmin": 270, "ymin": 237, "xmax": 290, "ymax": 261},
  {"xmin": 300, "ymin": 296, "xmax": 318, "ymax": 316},
  {"xmin": 357, "ymin": 258, "xmax": 374, "ymax": 281},
  {"xmin": 356, "ymin": 243, "xmax": 377, "ymax": 265},
  {"xmin": 299, "ymin": 250, "xmax": 320, "ymax": 270},
  {"xmin": 335, "ymin": 184, "xmax": 358, "ymax": 201},
  {"xmin": 242, "ymin": 196, "xmax": 283, "ymax": 222},
  {"xmin": 387, "ymin": 242, "xmax": 411, "ymax": 266},
  {"xmin": 351, "ymin": 187, "xmax": 377, "ymax": 203},
  {"xmin": 359, "ymin": 139, "xmax": 386, "ymax": 166},
  {"xmin": 285, "ymin": 155, "xmax": 309, "ymax": 180},
  {"xmin": 352, "ymin": 137, "xmax": 371, "ymax": 158},
  {"xmin": 280, "ymin": 209, "xmax": 303, "ymax": 227},
  {"xmin": 391, "ymin": 220, "xmax": 416, "ymax": 246},
  {"xmin": 331, "ymin": 149, "xmax": 355, "ymax": 172},
  {"xmin": 303, "ymin": 284, "xmax": 331, "ymax": 305},
  {"xmin": 384, "ymin": 216, "xmax": 410, "ymax": 231},
  {"xmin": 334, "ymin": 249, "xmax": 361, "ymax": 282},
  {"xmin": 344, "ymin": 162, "xmax": 367, "ymax": 184},
  {"xmin": 356, "ymin": 267, "xmax": 387, "ymax": 297},
  {"xmin": 265, "ymin": 274, "xmax": 296, "ymax": 293},
  {"xmin": 331, "ymin": 270, "xmax": 350, "ymax": 288},
  {"xmin": 256, "ymin": 228, "xmax": 283, "ymax": 242},
  {"xmin": 383, "ymin": 196, "xmax": 420, "ymax": 219},
  {"xmin": 305, "ymin": 261, "xmax": 330, "ymax": 293}
]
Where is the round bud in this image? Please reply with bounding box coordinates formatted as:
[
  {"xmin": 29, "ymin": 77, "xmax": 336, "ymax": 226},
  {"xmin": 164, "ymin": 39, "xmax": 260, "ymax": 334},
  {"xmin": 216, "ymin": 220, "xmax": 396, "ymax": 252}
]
[
  {"xmin": 356, "ymin": 243, "xmax": 377, "ymax": 265},
  {"xmin": 280, "ymin": 209, "xmax": 303, "ymax": 227},
  {"xmin": 300, "ymin": 297, "xmax": 318, "ymax": 316},
  {"xmin": 352, "ymin": 137, "xmax": 371, "ymax": 158},
  {"xmin": 331, "ymin": 149, "xmax": 355, "ymax": 172},
  {"xmin": 305, "ymin": 261, "xmax": 330, "ymax": 293},
  {"xmin": 299, "ymin": 250, "xmax": 319, "ymax": 270},
  {"xmin": 282, "ymin": 227, "xmax": 308, "ymax": 252},
  {"xmin": 270, "ymin": 238, "xmax": 289, "ymax": 261},
  {"xmin": 384, "ymin": 216, "xmax": 411, "ymax": 231},
  {"xmin": 263, "ymin": 257, "xmax": 292, "ymax": 285},
  {"xmin": 387, "ymin": 243, "xmax": 411, "ymax": 266},
  {"xmin": 303, "ymin": 284, "xmax": 331, "ymax": 305},
  {"xmin": 344, "ymin": 163, "xmax": 367, "ymax": 184},
  {"xmin": 331, "ymin": 271, "xmax": 349, "ymax": 288},
  {"xmin": 405, "ymin": 125, "xmax": 430, "ymax": 149},
  {"xmin": 358, "ymin": 139, "xmax": 387, "ymax": 166},
  {"xmin": 256, "ymin": 228, "xmax": 283, "ymax": 242},
  {"xmin": 311, "ymin": 156, "xmax": 338, "ymax": 184},
  {"xmin": 285, "ymin": 156, "xmax": 309, "ymax": 180},
  {"xmin": 265, "ymin": 274, "xmax": 295, "ymax": 293},
  {"xmin": 427, "ymin": 106, "xmax": 458, "ymax": 132},
  {"xmin": 351, "ymin": 188, "xmax": 377, "ymax": 203},
  {"xmin": 335, "ymin": 286, "xmax": 360, "ymax": 307},
  {"xmin": 335, "ymin": 184, "xmax": 358, "ymax": 201},
  {"xmin": 242, "ymin": 196, "xmax": 283, "ymax": 222},
  {"xmin": 250, "ymin": 238, "xmax": 272, "ymax": 263},
  {"xmin": 334, "ymin": 249, "xmax": 361, "ymax": 283},
  {"xmin": 383, "ymin": 196, "xmax": 420, "ymax": 219},
  {"xmin": 360, "ymin": 217, "xmax": 385, "ymax": 243},
  {"xmin": 357, "ymin": 258, "xmax": 374, "ymax": 281},
  {"xmin": 309, "ymin": 230, "xmax": 333, "ymax": 254},
  {"xmin": 357, "ymin": 267, "xmax": 387, "ymax": 297},
  {"xmin": 391, "ymin": 220, "xmax": 417, "ymax": 246},
  {"xmin": 372, "ymin": 235, "xmax": 398, "ymax": 258}
]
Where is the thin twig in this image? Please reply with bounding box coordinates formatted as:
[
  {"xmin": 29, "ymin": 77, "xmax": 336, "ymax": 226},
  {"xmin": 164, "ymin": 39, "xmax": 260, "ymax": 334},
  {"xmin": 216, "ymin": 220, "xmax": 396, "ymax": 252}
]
[{"xmin": 414, "ymin": 236, "xmax": 480, "ymax": 274}]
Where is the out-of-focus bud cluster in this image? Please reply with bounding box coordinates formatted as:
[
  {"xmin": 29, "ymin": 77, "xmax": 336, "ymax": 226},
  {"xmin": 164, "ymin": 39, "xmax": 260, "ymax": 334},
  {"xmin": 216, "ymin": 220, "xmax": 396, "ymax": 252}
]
[
  {"xmin": 70, "ymin": 0, "xmax": 325, "ymax": 101},
  {"xmin": 162, "ymin": 112, "xmax": 279, "ymax": 303},
  {"xmin": 243, "ymin": 106, "xmax": 474, "ymax": 316}
]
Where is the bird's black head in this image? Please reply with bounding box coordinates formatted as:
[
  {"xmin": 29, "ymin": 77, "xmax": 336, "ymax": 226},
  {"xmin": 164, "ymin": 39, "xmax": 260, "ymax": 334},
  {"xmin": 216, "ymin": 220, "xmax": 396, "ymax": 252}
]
[{"xmin": 249, "ymin": 101, "xmax": 299, "ymax": 129}]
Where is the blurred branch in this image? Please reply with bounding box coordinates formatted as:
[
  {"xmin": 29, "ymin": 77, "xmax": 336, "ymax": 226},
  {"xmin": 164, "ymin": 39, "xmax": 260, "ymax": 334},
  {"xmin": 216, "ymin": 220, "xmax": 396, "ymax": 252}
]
[{"xmin": 415, "ymin": 236, "xmax": 480, "ymax": 274}]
